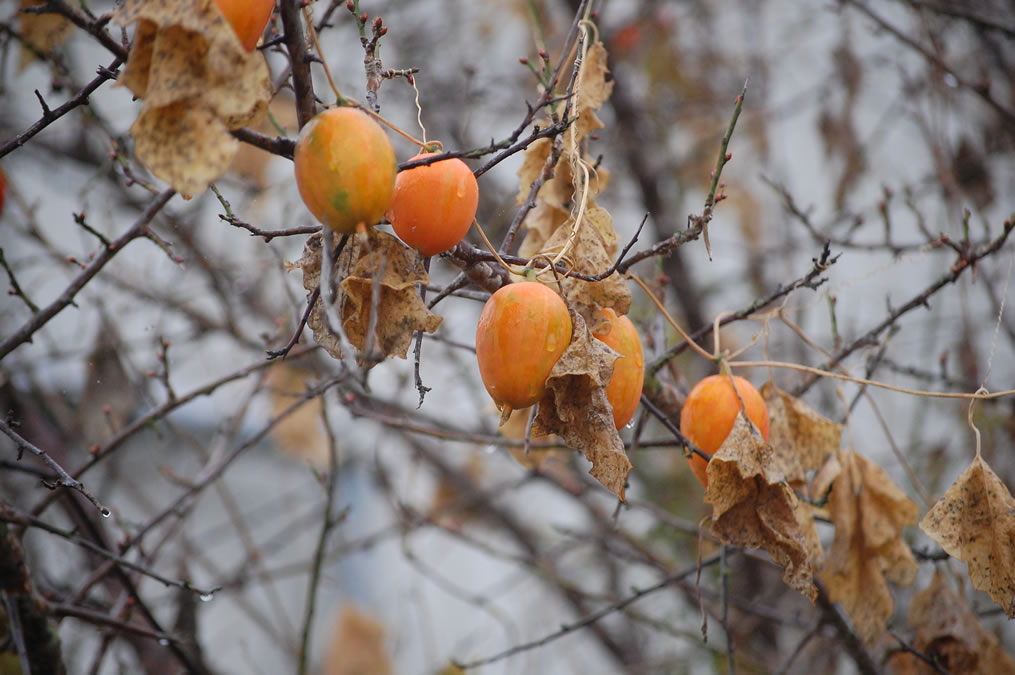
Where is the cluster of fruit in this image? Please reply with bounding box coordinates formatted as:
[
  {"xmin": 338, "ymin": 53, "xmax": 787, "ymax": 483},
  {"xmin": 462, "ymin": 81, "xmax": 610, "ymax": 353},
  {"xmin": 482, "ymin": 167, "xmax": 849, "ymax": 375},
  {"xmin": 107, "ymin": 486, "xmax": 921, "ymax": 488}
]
[
  {"xmin": 223, "ymin": 0, "xmax": 769, "ymax": 491},
  {"xmin": 293, "ymin": 107, "xmax": 478, "ymax": 255},
  {"xmin": 475, "ymin": 282, "xmax": 645, "ymax": 431}
]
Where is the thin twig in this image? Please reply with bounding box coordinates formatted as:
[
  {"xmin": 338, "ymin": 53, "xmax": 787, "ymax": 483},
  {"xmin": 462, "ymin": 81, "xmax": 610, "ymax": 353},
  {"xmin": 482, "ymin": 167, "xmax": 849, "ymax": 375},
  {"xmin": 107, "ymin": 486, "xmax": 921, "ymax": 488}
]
[{"xmin": 0, "ymin": 420, "xmax": 109, "ymax": 516}]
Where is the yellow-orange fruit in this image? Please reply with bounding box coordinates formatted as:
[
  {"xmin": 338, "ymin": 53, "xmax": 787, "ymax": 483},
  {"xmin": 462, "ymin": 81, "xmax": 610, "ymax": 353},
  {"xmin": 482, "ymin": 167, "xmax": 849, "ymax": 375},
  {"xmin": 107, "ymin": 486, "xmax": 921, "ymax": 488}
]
[
  {"xmin": 592, "ymin": 308, "xmax": 644, "ymax": 429},
  {"xmin": 214, "ymin": 0, "xmax": 274, "ymax": 52},
  {"xmin": 680, "ymin": 374, "xmax": 770, "ymax": 489},
  {"xmin": 293, "ymin": 107, "xmax": 396, "ymax": 234},
  {"xmin": 476, "ymin": 282, "xmax": 572, "ymax": 412},
  {"xmin": 387, "ymin": 152, "xmax": 479, "ymax": 256}
]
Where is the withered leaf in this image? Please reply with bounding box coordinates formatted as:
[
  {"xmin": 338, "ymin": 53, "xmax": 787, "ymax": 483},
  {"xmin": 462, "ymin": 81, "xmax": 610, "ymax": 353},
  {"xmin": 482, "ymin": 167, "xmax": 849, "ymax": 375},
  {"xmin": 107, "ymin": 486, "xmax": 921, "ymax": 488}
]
[
  {"xmin": 537, "ymin": 208, "xmax": 631, "ymax": 331},
  {"xmin": 18, "ymin": 0, "xmax": 75, "ymax": 71},
  {"xmin": 821, "ymin": 449, "xmax": 919, "ymax": 643},
  {"xmin": 338, "ymin": 230, "xmax": 443, "ymax": 361},
  {"xmin": 705, "ymin": 414, "xmax": 818, "ymax": 601},
  {"xmin": 517, "ymin": 202, "xmax": 570, "ymax": 260},
  {"xmin": 895, "ymin": 570, "xmax": 1015, "ymax": 675},
  {"xmin": 324, "ymin": 605, "xmax": 392, "ymax": 675},
  {"xmin": 295, "ymin": 232, "xmax": 442, "ymax": 362},
  {"xmin": 114, "ymin": 0, "xmax": 271, "ymax": 194},
  {"xmin": 515, "ymin": 137, "xmax": 553, "ymax": 206},
  {"xmin": 919, "ymin": 454, "xmax": 1015, "ymax": 618},
  {"xmin": 762, "ymin": 382, "xmax": 843, "ymax": 485},
  {"xmin": 576, "ymin": 41, "xmax": 614, "ymax": 116},
  {"xmin": 291, "ymin": 234, "xmax": 345, "ymax": 360},
  {"xmin": 131, "ymin": 102, "xmax": 237, "ymax": 197},
  {"xmin": 532, "ymin": 312, "xmax": 631, "ymax": 499}
]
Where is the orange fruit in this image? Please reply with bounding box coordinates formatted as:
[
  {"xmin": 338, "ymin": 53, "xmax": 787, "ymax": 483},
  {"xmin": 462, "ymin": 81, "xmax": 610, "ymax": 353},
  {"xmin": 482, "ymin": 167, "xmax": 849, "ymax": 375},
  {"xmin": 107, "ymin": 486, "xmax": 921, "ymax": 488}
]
[
  {"xmin": 680, "ymin": 374, "xmax": 769, "ymax": 489},
  {"xmin": 387, "ymin": 152, "xmax": 479, "ymax": 256},
  {"xmin": 476, "ymin": 282, "xmax": 572, "ymax": 413},
  {"xmin": 293, "ymin": 107, "xmax": 397, "ymax": 234},
  {"xmin": 592, "ymin": 308, "xmax": 644, "ymax": 429},
  {"xmin": 214, "ymin": 0, "xmax": 274, "ymax": 52}
]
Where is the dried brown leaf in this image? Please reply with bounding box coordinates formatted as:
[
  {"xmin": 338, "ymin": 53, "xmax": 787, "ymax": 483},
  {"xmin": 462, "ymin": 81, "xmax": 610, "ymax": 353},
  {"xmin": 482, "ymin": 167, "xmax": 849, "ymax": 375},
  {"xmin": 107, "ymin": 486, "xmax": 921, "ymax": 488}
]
[
  {"xmin": 337, "ymin": 230, "xmax": 443, "ymax": 361},
  {"xmin": 762, "ymin": 382, "xmax": 842, "ymax": 486},
  {"xmin": 532, "ymin": 312, "xmax": 631, "ymax": 499},
  {"xmin": 324, "ymin": 605, "xmax": 392, "ymax": 675},
  {"xmin": 131, "ymin": 102, "xmax": 238, "ymax": 197},
  {"xmin": 18, "ymin": 0, "xmax": 74, "ymax": 71},
  {"xmin": 919, "ymin": 454, "xmax": 1015, "ymax": 617},
  {"xmin": 515, "ymin": 138, "xmax": 552, "ymax": 206},
  {"xmin": 900, "ymin": 570, "xmax": 1015, "ymax": 675},
  {"xmin": 821, "ymin": 449, "xmax": 919, "ymax": 643},
  {"xmin": 705, "ymin": 414, "xmax": 818, "ymax": 601},
  {"xmin": 291, "ymin": 234, "xmax": 346, "ymax": 360},
  {"xmin": 517, "ymin": 202, "xmax": 570, "ymax": 260},
  {"xmin": 577, "ymin": 42, "xmax": 614, "ymax": 114},
  {"xmin": 538, "ymin": 210, "xmax": 631, "ymax": 331},
  {"xmin": 114, "ymin": 0, "xmax": 271, "ymax": 194}
]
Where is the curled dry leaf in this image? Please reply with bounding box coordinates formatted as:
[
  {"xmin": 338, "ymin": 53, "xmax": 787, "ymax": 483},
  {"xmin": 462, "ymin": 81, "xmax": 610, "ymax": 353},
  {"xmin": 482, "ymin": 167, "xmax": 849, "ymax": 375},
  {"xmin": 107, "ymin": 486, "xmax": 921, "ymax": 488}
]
[
  {"xmin": 705, "ymin": 413, "xmax": 818, "ymax": 601},
  {"xmin": 18, "ymin": 0, "xmax": 75, "ymax": 71},
  {"xmin": 531, "ymin": 311, "xmax": 631, "ymax": 499},
  {"xmin": 537, "ymin": 209, "xmax": 631, "ymax": 331},
  {"xmin": 114, "ymin": 0, "xmax": 271, "ymax": 195},
  {"xmin": 131, "ymin": 103, "xmax": 237, "ymax": 197},
  {"xmin": 294, "ymin": 232, "xmax": 442, "ymax": 363},
  {"xmin": 821, "ymin": 449, "xmax": 919, "ymax": 644},
  {"xmin": 887, "ymin": 570, "xmax": 1015, "ymax": 675},
  {"xmin": 324, "ymin": 605, "xmax": 392, "ymax": 675},
  {"xmin": 762, "ymin": 382, "xmax": 843, "ymax": 486},
  {"xmin": 919, "ymin": 454, "xmax": 1015, "ymax": 618}
]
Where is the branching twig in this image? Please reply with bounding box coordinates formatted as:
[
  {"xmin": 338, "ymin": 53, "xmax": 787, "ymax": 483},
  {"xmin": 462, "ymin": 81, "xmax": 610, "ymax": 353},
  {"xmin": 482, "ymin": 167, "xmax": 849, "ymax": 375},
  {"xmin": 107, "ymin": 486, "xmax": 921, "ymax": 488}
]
[
  {"xmin": 0, "ymin": 420, "xmax": 109, "ymax": 516},
  {"xmin": 0, "ymin": 189, "xmax": 175, "ymax": 360}
]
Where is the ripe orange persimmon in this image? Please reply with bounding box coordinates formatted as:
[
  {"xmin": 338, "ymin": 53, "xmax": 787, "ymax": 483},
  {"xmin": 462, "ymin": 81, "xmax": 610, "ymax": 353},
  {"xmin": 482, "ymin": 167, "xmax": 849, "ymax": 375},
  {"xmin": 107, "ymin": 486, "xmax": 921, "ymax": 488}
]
[
  {"xmin": 592, "ymin": 308, "xmax": 644, "ymax": 429},
  {"xmin": 214, "ymin": 0, "xmax": 274, "ymax": 52},
  {"xmin": 680, "ymin": 374, "xmax": 770, "ymax": 489},
  {"xmin": 476, "ymin": 282, "xmax": 572, "ymax": 413},
  {"xmin": 293, "ymin": 107, "xmax": 397, "ymax": 234},
  {"xmin": 386, "ymin": 152, "xmax": 479, "ymax": 256}
]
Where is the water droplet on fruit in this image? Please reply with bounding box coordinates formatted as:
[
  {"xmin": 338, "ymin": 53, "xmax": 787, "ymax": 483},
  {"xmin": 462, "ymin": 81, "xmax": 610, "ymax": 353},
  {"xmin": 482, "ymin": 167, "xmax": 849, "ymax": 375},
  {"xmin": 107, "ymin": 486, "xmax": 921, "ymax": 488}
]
[
  {"xmin": 199, "ymin": 592, "xmax": 215, "ymax": 602},
  {"xmin": 101, "ymin": 508, "xmax": 111, "ymax": 518}
]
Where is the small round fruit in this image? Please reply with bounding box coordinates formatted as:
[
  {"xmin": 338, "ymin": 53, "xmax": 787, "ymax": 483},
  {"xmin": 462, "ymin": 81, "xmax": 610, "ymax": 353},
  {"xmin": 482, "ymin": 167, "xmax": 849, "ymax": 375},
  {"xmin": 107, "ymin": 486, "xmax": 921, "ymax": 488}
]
[
  {"xmin": 293, "ymin": 107, "xmax": 397, "ymax": 234},
  {"xmin": 680, "ymin": 374, "xmax": 770, "ymax": 489},
  {"xmin": 387, "ymin": 153, "xmax": 479, "ymax": 256},
  {"xmin": 214, "ymin": 0, "xmax": 275, "ymax": 52},
  {"xmin": 476, "ymin": 282, "xmax": 572, "ymax": 413},
  {"xmin": 592, "ymin": 308, "xmax": 644, "ymax": 430}
]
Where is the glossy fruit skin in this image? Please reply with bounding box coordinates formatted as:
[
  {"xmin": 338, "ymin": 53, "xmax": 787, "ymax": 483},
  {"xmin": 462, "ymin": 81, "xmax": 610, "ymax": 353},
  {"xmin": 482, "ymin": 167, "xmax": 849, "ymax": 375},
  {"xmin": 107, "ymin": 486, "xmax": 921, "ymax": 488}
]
[
  {"xmin": 476, "ymin": 282, "xmax": 572, "ymax": 412},
  {"xmin": 387, "ymin": 153, "xmax": 479, "ymax": 256},
  {"xmin": 214, "ymin": 0, "xmax": 274, "ymax": 52},
  {"xmin": 293, "ymin": 107, "xmax": 397, "ymax": 234},
  {"xmin": 680, "ymin": 374, "xmax": 770, "ymax": 489},
  {"xmin": 592, "ymin": 308, "xmax": 644, "ymax": 430}
]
